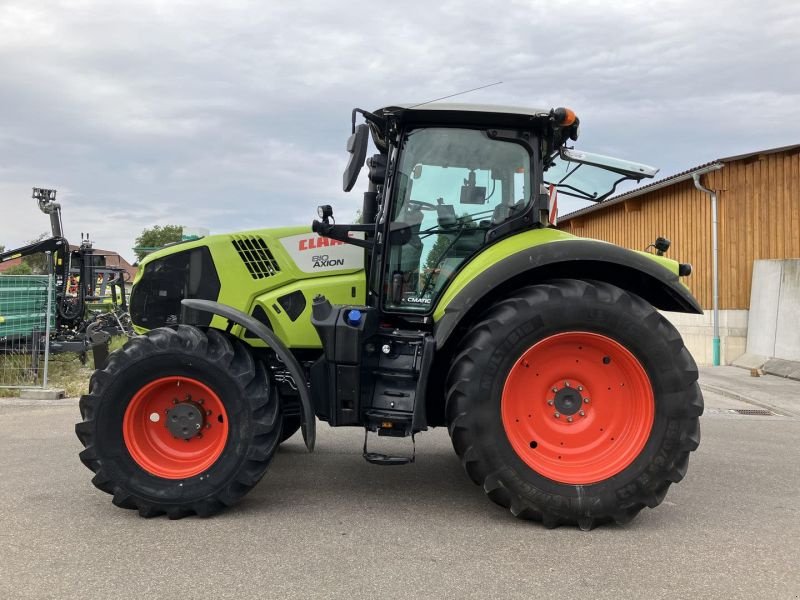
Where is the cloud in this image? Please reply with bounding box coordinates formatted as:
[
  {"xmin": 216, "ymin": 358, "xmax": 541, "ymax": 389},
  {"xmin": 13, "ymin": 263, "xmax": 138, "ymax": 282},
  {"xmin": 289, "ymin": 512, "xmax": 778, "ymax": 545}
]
[{"xmin": 0, "ymin": 0, "xmax": 798, "ymax": 260}]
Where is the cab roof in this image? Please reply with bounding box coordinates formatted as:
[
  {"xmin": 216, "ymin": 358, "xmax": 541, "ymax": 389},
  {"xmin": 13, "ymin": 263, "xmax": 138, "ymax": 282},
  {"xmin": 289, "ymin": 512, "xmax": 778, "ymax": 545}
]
[
  {"xmin": 374, "ymin": 102, "xmax": 554, "ymax": 129},
  {"xmin": 377, "ymin": 102, "xmax": 551, "ymax": 117}
]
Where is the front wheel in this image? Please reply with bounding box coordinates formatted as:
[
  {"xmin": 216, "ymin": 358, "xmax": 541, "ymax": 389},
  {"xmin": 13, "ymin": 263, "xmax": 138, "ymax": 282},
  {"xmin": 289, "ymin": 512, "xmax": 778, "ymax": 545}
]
[
  {"xmin": 446, "ymin": 279, "xmax": 702, "ymax": 529},
  {"xmin": 75, "ymin": 326, "xmax": 281, "ymax": 519}
]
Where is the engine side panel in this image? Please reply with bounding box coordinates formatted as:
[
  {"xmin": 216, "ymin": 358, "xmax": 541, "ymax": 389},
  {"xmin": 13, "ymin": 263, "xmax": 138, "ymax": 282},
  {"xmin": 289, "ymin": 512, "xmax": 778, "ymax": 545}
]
[{"xmin": 131, "ymin": 226, "xmax": 366, "ymax": 348}]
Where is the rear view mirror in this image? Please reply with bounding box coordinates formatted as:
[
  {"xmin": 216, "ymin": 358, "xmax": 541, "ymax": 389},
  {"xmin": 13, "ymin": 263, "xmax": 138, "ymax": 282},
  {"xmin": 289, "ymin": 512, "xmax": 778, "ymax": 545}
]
[
  {"xmin": 459, "ymin": 170, "xmax": 486, "ymax": 204},
  {"xmin": 343, "ymin": 124, "xmax": 369, "ymax": 192},
  {"xmin": 460, "ymin": 185, "xmax": 486, "ymax": 204}
]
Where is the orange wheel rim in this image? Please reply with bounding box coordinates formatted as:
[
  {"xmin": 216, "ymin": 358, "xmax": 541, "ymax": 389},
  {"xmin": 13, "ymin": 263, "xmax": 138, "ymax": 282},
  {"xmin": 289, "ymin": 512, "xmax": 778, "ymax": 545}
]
[
  {"xmin": 501, "ymin": 332, "xmax": 654, "ymax": 485},
  {"xmin": 123, "ymin": 376, "xmax": 229, "ymax": 479}
]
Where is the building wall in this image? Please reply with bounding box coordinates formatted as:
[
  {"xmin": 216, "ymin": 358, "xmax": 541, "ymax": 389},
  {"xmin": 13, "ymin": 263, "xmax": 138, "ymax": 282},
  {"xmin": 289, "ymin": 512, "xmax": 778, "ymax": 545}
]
[
  {"xmin": 562, "ymin": 148, "xmax": 800, "ymax": 310},
  {"xmin": 661, "ymin": 310, "xmax": 748, "ymax": 367}
]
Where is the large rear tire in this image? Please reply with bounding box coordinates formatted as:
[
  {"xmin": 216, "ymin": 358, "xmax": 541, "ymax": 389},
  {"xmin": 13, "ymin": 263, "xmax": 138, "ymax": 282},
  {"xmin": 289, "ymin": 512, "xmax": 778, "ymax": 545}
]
[
  {"xmin": 446, "ymin": 279, "xmax": 702, "ymax": 529},
  {"xmin": 75, "ymin": 326, "xmax": 281, "ymax": 519}
]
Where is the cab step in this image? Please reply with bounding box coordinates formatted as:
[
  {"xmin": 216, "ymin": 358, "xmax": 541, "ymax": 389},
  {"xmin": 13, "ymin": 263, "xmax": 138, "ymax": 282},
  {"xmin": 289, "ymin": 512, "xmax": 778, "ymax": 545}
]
[{"xmin": 362, "ymin": 429, "xmax": 415, "ymax": 466}]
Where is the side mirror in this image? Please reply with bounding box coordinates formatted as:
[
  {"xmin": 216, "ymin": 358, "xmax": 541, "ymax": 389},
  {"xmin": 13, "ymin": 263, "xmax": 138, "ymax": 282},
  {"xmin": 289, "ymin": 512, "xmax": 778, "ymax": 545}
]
[{"xmin": 343, "ymin": 124, "xmax": 369, "ymax": 192}]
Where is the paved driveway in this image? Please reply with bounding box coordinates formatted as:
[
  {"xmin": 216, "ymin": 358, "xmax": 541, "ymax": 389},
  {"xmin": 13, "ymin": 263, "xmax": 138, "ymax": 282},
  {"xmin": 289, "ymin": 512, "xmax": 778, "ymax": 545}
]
[{"xmin": 0, "ymin": 394, "xmax": 798, "ymax": 600}]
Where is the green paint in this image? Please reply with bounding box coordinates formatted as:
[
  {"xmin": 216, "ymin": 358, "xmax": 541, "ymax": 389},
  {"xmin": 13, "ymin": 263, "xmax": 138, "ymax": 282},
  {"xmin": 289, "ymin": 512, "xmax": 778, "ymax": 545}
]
[
  {"xmin": 433, "ymin": 228, "xmax": 576, "ymax": 320},
  {"xmin": 433, "ymin": 228, "xmax": 686, "ymax": 320},
  {"xmin": 133, "ymin": 226, "xmax": 365, "ymax": 349}
]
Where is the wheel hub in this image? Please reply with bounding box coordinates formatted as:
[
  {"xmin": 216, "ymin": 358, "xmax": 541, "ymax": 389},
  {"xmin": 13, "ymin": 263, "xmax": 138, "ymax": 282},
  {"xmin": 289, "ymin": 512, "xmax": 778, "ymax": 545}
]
[
  {"xmin": 548, "ymin": 381, "xmax": 589, "ymax": 421},
  {"xmin": 166, "ymin": 401, "xmax": 205, "ymax": 440},
  {"xmin": 553, "ymin": 386, "xmax": 583, "ymax": 416}
]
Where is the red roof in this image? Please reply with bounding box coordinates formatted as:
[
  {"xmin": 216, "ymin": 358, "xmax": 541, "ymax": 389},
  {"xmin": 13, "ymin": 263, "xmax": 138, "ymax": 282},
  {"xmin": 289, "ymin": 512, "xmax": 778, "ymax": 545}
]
[{"xmin": 0, "ymin": 257, "xmax": 24, "ymax": 273}]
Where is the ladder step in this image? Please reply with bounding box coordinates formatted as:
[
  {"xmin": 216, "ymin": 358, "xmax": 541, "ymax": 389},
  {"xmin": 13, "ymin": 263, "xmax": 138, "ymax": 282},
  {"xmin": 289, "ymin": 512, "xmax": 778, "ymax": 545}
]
[{"xmin": 362, "ymin": 428, "xmax": 415, "ymax": 466}]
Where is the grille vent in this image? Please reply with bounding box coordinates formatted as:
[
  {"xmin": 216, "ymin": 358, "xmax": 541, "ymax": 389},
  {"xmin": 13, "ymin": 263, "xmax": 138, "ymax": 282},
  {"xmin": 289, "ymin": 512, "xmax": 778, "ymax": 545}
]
[{"xmin": 231, "ymin": 236, "xmax": 280, "ymax": 279}]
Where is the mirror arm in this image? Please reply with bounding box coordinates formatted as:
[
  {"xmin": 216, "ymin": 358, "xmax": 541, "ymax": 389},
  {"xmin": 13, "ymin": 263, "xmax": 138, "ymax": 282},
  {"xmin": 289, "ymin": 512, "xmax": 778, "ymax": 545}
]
[
  {"xmin": 351, "ymin": 108, "xmax": 386, "ymax": 133},
  {"xmin": 311, "ymin": 221, "xmax": 375, "ymax": 250}
]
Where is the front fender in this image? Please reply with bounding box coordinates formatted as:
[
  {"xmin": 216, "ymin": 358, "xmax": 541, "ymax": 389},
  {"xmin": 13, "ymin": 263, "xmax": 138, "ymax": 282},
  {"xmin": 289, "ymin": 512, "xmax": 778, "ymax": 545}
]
[
  {"xmin": 433, "ymin": 238, "xmax": 702, "ymax": 348},
  {"xmin": 181, "ymin": 298, "xmax": 315, "ymax": 451}
]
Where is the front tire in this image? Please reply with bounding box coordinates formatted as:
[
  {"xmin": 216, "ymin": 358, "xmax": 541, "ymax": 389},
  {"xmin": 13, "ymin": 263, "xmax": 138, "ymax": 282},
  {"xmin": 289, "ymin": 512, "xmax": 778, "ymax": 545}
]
[
  {"xmin": 446, "ymin": 280, "xmax": 702, "ymax": 529},
  {"xmin": 75, "ymin": 326, "xmax": 281, "ymax": 519}
]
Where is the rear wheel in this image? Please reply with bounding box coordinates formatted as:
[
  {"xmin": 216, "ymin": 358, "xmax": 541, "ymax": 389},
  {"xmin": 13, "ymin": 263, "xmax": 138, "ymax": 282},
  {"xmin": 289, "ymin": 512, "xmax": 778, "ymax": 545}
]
[
  {"xmin": 76, "ymin": 326, "xmax": 281, "ymax": 519},
  {"xmin": 446, "ymin": 279, "xmax": 702, "ymax": 529}
]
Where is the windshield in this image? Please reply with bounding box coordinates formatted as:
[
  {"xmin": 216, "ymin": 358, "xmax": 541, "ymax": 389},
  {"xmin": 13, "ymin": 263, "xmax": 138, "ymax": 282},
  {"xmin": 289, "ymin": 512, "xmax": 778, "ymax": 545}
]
[{"xmin": 384, "ymin": 127, "xmax": 531, "ymax": 312}]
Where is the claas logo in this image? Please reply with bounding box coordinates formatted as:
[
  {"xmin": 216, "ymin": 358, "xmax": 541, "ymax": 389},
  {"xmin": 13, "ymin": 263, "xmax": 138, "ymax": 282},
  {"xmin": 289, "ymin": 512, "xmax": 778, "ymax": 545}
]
[{"xmin": 298, "ymin": 236, "xmax": 345, "ymax": 251}]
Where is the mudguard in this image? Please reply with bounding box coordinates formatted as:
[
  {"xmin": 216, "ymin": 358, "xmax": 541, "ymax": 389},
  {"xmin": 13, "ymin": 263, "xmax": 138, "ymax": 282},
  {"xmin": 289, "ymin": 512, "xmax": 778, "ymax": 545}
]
[
  {"xmin": 433, "ymin": 238, "xmax": 702, "ymax": 348},
  {"xmin": 181, "ymin": 298, "xmax": 315, "ymax": 451}
]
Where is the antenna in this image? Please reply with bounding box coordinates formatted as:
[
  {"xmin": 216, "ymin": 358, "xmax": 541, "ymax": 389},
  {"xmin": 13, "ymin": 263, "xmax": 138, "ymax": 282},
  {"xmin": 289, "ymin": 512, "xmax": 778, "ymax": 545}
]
[{"xmin": 406, "ymin": 81, "xmax": 503, "ymax": 110}]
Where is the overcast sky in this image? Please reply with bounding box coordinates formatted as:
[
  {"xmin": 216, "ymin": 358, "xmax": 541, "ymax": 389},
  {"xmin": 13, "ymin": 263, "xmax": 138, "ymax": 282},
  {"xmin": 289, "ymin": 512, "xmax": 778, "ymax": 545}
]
[{"xmin": 1, "ymin": 0, "xmax": 798, "ymax": 262}]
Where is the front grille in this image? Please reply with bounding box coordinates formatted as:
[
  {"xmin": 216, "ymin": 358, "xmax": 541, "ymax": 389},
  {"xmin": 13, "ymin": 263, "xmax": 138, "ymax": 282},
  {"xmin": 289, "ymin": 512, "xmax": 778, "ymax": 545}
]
[
  {"xmin": 130, "ymin": 246, "xmax": 220, "ymax": 329},
  {"xmin": 231, "ymin": 236, "xmax": 280, "ymax": 279}
]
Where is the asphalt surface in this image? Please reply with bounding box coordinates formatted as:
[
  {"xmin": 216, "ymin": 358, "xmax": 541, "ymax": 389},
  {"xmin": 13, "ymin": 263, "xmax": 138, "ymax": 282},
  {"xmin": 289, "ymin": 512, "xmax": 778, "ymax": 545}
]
[{"xmin": 0, "ymin": 387, "xmax": 798, "ymax": 600}]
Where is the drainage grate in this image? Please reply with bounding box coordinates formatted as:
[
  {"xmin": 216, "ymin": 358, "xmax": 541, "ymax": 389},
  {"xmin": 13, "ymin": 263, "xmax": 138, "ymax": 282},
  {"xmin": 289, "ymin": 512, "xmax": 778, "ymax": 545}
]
[
  {"xmin": 231, "ymin": 236, "xmax": 280, "ymax": 279},
  {"xmin": 731, "ymin": 409, "xmax": 774, "ymax": 416}
]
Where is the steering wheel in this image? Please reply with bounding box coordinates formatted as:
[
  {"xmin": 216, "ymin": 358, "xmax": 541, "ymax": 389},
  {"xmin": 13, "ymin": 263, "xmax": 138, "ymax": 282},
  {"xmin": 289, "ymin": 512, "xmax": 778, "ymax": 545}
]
[{"xmin": 407, "ymin": 199, "xmax": 438, "ymax": 211}]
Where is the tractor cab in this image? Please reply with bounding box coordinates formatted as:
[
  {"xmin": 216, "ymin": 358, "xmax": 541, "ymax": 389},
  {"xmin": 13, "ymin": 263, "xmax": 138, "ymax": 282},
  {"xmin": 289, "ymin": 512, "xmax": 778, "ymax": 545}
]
[
  {"xmin": 308, "ymin": 104, "xmax": 661, "ymax": 460},
  {"xmin": 313, "ymin": 103, "xmax": 657, "ymax": 318}
]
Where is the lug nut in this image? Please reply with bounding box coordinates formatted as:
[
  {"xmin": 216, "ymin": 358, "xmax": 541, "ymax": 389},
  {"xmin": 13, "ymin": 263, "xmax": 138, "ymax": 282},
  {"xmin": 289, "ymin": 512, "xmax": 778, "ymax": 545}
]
[
  {"xmin": 564, "ymin": 381, "xmax": 571, "ymax": 387},
  {"xmin": 554, "ymin": 412, "xmax": 561, "ymax": 418},
  {"xmin": 547, "ymin": 400, "xmax": 554, "ymax": 406},
  {"xmin": 583, "ymin": 398, "xmax": 590, "ymax": 404},
  {"xmin": 552, "ymin": 387, "xmax": 558, "ymax": 393},
  {"xmin": 579, "ymin": 410, "xmax": 585, "ymax": 417},
  {"xmin": 577, "ymin": 386, "xmax": 583, "ymax": 391},
  {"xmin": 567, "ymin": 416, "xmax": 573, "ymax": 422}
]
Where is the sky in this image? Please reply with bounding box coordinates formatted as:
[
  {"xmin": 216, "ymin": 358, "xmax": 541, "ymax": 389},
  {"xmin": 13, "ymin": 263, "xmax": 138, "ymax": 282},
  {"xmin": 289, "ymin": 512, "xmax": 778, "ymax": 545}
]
[{"xmin": 1, "ymin": 0, "xmax": 798, "ymax": 263}]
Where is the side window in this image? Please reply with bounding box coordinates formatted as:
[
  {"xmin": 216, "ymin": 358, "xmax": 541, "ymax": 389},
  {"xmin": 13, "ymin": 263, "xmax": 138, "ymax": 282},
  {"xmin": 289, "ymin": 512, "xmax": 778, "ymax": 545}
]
[{"xmin": 384, "ymin": 128, "xmax": 531, "ymax": 312}]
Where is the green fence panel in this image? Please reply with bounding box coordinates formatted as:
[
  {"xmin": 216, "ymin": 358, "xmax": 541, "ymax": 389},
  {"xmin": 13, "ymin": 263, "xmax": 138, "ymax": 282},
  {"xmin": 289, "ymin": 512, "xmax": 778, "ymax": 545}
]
[{"xmin": 0, "ymin": 275, "xmax": 55, "ymax": 338}]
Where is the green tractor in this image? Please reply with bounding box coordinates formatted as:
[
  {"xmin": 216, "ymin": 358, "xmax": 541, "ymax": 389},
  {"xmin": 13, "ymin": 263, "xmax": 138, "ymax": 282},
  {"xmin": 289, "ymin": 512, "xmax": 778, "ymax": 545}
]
[{"xmin": 76, "ymin": 104, "xmax": 703, "ymax": 528}]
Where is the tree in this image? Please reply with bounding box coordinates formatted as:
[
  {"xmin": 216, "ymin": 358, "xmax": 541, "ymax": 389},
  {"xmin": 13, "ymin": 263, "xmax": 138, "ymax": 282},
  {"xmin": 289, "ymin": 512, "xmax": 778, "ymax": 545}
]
[
  {"xmin": 3, "ymin": 262, "xmax": 33, "ymax": 275},
  {"xmin": 133, "ymin": 225, "xmax": 184, "ymax": 262},
  {"xmin": 20, "ymin": 233, "xmax": 50, "ymax": 274}
]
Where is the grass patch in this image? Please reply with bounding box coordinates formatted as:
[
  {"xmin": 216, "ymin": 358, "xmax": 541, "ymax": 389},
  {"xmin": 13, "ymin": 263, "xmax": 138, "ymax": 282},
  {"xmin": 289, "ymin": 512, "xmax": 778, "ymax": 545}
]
[{"xmin": 0, "ymin": 336, "xmax": 129, "ymax": 397}]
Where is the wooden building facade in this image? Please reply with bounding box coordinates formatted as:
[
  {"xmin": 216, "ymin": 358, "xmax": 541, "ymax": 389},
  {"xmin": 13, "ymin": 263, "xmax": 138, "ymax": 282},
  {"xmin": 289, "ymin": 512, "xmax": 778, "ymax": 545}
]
[{"xmin": 559, "ymin": 145, "xmax": 800, "ymax": 310}]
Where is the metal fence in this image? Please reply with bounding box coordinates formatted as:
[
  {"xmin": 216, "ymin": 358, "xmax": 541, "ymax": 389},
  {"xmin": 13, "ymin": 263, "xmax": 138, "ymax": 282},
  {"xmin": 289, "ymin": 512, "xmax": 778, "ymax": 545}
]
[{"xmin": 0, "ymin": 273, "xmax": 55, "ymax": 390}]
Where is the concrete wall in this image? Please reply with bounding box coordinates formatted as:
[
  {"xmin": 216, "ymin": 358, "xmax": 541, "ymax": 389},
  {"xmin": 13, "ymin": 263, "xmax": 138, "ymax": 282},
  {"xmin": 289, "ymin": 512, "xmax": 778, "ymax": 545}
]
[
  {"xmin": 745, "ymin": 259, "xmax": 800, "ymax": 361},
  {"xmin": 661, "ymin": 310, "xmax": 748, "ymax": 367}
]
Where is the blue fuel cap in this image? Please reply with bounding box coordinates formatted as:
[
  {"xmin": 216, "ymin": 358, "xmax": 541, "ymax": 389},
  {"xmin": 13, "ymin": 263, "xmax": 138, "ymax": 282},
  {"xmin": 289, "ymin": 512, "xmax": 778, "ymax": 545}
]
[{"xmin": 346, "ymin": 309, "xmax": 362, "ymax": 326}]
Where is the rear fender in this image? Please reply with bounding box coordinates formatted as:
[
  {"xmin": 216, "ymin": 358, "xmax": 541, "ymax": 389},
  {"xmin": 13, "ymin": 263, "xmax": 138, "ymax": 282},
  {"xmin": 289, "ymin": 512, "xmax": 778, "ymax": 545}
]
[{"xmin": 433, "ymin": 239, "xmax": 702, "ymax": 349}]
